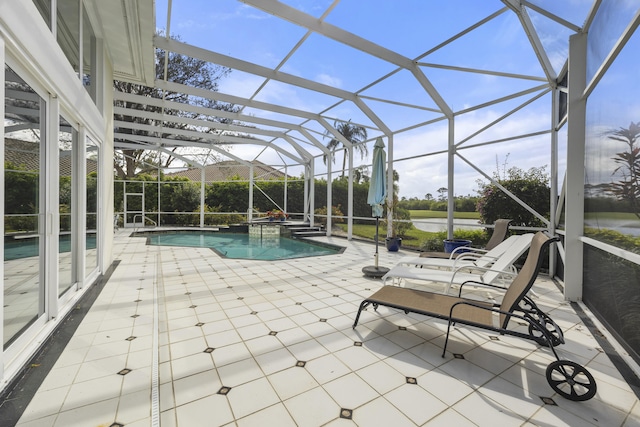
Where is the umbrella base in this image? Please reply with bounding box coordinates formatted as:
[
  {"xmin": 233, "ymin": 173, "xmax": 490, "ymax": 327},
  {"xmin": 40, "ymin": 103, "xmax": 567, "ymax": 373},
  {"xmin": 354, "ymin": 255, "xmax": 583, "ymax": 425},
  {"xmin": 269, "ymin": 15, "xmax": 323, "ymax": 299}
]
[{"xmin": 362, "ymin": 265, "xmax": 390, "ymax": 278}]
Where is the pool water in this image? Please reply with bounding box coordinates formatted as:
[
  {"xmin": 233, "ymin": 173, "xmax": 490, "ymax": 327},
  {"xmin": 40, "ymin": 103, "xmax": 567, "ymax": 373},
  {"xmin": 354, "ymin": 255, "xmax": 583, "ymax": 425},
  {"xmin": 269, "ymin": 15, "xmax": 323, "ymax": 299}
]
[
  {"xmin": 146, "ymin": 232, "xmax": 343, "ymax": 260},
  {"xmin": 5, "ymin": 234, "xmax": 96, "ymax": 261}
]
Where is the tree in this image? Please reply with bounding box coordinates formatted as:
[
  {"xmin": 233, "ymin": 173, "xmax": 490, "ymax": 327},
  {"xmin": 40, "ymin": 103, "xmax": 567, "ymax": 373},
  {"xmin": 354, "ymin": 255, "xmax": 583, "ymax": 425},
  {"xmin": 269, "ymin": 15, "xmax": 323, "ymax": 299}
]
[
  {"xmin": 607, "ymin": 121, "xmax": 640, "ymax": 219},
  {"xmin": 323, "ymin": 120, "xmax": 368, "ymax": 178},
  {"xmin": 113, "ymin": 32, "xmax": 239, "ymax": 178},
  {"xmin": 352, "ymin": 165, "xmax": 370, "ymax": 184},
  {"xmin": 437, "ymin": 187, "xmax": 447, "ymax": 201},
  {"xmin": 476, "ymin": 165, "xmax": 550, "ymax": 227},
  {"xmin": 382, "ymin": 169, "xmax": 412, "ymax": 237}
]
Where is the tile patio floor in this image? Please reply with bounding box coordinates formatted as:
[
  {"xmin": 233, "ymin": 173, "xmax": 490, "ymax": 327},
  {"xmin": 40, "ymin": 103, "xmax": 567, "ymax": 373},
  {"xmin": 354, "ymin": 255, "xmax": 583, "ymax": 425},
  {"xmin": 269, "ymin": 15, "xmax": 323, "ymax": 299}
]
[{"xmin": 12, "ymin": 229, "xmax": 640, "ymax": 426}]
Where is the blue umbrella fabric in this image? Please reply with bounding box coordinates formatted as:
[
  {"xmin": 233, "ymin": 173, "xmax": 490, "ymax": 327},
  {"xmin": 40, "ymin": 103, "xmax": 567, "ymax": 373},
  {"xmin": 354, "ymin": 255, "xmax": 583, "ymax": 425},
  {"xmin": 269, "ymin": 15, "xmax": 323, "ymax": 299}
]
[{"xmin": 367, "ymin": 137, "xmax": 387, "ymax": 218}]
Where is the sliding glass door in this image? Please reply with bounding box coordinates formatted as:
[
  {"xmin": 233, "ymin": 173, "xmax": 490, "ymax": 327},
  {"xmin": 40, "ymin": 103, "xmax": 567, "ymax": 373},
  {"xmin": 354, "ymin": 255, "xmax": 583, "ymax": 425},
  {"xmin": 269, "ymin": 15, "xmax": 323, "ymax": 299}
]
[{"xmin": 3, "ymin": 64, "xmax": 46, "ymax": 348}]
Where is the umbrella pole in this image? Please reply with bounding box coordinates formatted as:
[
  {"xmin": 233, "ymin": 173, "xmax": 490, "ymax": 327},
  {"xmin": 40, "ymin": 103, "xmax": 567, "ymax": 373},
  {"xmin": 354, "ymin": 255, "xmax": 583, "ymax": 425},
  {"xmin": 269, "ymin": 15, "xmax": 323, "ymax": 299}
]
[
  {"xmin": 362, "ymin": 216, "xmax": 388, "ymax": 278},
  {"xmin": 374, "ymin": 216, "xmax": 379, "ymax": 267}
]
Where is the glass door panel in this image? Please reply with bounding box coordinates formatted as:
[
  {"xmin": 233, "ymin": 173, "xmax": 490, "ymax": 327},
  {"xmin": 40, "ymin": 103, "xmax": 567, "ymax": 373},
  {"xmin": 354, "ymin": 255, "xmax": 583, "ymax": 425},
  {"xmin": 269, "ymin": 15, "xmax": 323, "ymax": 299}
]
[
  {"xmin": 59, "ymin": 117, "xmax": 75, "ymax": 297},
  {"xmin": 85, "ymin": 139, "xmax": 98, "ymax": 276},
  {"xmin": 4, "ymin": 64, "xmax": 46, "ymax": 348}
]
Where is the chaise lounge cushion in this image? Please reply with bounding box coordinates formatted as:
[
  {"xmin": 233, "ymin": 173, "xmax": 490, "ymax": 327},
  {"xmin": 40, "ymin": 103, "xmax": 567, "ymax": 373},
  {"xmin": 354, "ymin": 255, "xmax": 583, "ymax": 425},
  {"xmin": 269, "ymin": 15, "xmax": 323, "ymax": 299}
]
[{"xmin": 363, "ymin": 285, "xmax": 495, "ymax": 327}]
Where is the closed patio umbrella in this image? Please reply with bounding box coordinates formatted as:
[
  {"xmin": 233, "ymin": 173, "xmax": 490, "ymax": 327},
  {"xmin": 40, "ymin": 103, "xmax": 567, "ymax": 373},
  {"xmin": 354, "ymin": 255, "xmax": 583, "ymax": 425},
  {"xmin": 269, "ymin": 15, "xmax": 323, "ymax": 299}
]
[{"xmin": 362, "ymin": 137, "xmax": 389, "ymax": 277}]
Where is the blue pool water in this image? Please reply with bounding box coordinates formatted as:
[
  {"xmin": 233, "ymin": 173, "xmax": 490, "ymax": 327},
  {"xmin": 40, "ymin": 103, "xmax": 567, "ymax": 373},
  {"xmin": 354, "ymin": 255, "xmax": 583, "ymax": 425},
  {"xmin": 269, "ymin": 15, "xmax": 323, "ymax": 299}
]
[
  {"xmin": 146, "ymin": 232, "xmax": 343, "ymax": 260},
  {"xmin": 5, "ymin": 234, "xmax": 96, "ymax": 261}
]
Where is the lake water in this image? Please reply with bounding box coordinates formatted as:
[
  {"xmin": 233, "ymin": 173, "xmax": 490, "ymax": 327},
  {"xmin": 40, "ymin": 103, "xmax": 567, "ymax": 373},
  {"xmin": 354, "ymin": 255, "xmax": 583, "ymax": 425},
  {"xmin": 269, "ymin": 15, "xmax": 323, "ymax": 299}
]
[
  {"xmin": 584, "ymin": 219, "xmax": 640, "ymax": 237},
  {"xmin": 411, "ymin": 218, "xmax": 481, "ymax": 233},
  {"xmin": 412, "ymin": 218, "xmax": 640, "ymax": 236}
]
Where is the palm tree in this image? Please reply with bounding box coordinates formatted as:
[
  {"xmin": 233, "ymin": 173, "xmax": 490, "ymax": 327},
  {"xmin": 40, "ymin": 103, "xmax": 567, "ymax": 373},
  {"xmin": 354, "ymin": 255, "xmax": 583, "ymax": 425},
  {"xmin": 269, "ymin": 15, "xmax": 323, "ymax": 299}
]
[
  {"xmin": 323, "ymin": 120, "xmax": 368, "ymax": 178},
  {"xmin": 607, "ymin": 121, "xmax": 640, "ymax": 218}
]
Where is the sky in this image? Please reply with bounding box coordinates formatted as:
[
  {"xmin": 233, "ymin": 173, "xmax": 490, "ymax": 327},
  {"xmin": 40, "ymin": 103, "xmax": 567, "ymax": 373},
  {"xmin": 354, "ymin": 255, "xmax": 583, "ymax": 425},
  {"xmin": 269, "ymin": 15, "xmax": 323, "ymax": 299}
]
[{"xmin": 150, "ymin": 0, "xmax": 633, "ymax": 200}]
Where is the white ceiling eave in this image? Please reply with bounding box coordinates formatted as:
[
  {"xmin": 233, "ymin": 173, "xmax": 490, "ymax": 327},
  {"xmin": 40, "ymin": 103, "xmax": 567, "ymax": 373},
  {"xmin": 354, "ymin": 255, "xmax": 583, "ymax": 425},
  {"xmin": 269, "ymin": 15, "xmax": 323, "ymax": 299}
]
[{"xmin": 91, "ymin": 0, "xmax": 155, "ymax": 85}]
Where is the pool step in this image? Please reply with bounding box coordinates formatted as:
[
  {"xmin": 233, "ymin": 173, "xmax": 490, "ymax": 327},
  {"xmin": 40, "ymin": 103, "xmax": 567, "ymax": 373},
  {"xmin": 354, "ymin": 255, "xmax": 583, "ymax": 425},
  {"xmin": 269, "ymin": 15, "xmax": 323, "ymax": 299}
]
[
  {"xmin": 287, "ymin": 226, "xmax": 326, "ymax": 237},
  {"xmin": 293, "ymin": 231, "xmax": 327, "ymax": 237}
]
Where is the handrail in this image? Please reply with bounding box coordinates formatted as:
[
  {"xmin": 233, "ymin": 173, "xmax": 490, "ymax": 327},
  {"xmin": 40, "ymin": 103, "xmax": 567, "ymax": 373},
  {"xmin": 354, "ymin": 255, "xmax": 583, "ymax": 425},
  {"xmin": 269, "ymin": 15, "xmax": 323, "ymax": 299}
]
[
  {"xmin": 132, "ymin": 214, "xmax": 157, "ymax": 232},
  {"xmin": 247, "ymin": 208, "xmax": 262, "ymax": 223}
]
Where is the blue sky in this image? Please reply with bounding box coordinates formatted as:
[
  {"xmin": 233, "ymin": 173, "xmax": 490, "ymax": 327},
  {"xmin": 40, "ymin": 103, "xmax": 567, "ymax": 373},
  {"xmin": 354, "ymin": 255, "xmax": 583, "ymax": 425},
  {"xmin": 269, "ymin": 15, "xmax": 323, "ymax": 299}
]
[{"xmin": 153, "ymin": 0, "xmax": 615, "ymax": 199}]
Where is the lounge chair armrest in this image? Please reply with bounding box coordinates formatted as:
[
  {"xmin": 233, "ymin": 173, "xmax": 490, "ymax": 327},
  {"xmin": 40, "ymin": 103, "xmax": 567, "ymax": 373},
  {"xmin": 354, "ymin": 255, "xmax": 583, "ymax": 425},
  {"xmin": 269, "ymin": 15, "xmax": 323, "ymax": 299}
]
[
  {"xmin": 449, "ymin": 300, "xmax": 501, "ymax": 318},
  {"xmin": 456, "ymin": 247, "xmax": 488, "ymax": 256},
  {"xmin": 449, "ymin": 246, "xmax": 493, "ymax": 259},
  {"xmin": 451, "ymin": 264, "xmax": 517, "ymax": 276},
  {"xmin": 457, "ymin": 280, "xmax": 507, "ymax": 297},
  {"xmin": 452, "ymin": 253, "xmax": 500, "ymax": 267},
  {"xmin": 452, "ymin": 253, "xmax": 485, "ymax": 262},
  {"xmin": 448, "ymin": 245, "xmax": 475, "ymax": 258},
  {"xmin": 449, "ymin": 300, "xmax": 533, "ymax": 323}
]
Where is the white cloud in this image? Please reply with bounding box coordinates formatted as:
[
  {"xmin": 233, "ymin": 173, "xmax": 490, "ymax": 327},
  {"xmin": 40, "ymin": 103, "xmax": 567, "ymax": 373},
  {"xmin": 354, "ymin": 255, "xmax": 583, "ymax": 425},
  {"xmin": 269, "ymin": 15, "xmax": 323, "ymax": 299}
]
[
  {"xmin": 376, "ymin": 108, "xmax": 557, "ymax": 198},
  {"xmin": 316, "ymin": 73, "xmax": 342, "ymax": 88},
  {"xmin": 218, "ymin": 73, "xmax": 265, "ymax": 99}
]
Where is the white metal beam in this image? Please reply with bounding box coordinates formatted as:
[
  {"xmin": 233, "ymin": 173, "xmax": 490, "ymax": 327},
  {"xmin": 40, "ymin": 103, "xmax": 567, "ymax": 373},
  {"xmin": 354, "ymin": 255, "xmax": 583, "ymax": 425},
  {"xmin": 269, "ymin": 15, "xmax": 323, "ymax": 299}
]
[
  {"xmin": 502, "ymin": 0, "xmax": 558, "ymax": 82},
  {"xmin": 521, "ymin": 1, "xmax": 582, "ymax": 32},
  {"xmin": 564, "ymin": 33, "xmax": 588, "ymax": 301},
  {"xmin": 154, "ymin": 35, "xmax": 391, "ymax": 140},
  {"xmin": 115, "ymin": 89, "xmax": 322, "ymax": 158},
  {"xmin": 238, "ymin": 0, "xmax": 452, "ymax": 118},
  {"xmin": 113, "ymin": 90, "xmax": 310, "ymax": 161},
  {"xmin": 584, "ymin": 8, "xmax": 640, "ymax": 98},
  {"xmin": 114, "ymin": 130, "xmax": 305, "ymax": 164}
]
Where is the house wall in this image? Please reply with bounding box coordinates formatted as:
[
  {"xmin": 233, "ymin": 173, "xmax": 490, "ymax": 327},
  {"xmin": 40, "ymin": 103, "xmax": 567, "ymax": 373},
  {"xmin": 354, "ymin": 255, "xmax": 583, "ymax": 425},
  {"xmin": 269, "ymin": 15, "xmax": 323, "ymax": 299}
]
[{"xmin": 0, "ymin": 0, "xmax": 114, "ymax": 389}]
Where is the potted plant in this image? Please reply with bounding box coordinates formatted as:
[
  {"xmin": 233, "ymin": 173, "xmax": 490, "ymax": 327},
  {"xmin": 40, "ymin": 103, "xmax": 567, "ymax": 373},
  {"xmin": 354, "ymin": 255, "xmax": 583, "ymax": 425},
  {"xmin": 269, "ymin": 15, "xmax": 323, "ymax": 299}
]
[
  {"xmin": 266, "ymin": 209, "xmax": 288, "ymax": 221},
  {"xmin": 382, "ymin": 184, "xmax": 412, "ymax": 251},
  {"xmin": 443, "ymin": 238, "xmax": 472, "ymax": 253},
  {"xmin": 385, "ymin": 234, "xmax": 402, "ymax": 251}
]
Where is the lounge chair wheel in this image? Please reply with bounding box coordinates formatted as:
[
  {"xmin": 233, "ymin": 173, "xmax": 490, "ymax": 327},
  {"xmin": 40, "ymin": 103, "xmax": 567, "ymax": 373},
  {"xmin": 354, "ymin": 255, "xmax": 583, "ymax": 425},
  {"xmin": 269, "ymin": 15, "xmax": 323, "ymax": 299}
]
[
  {"xmin": 546, "ymin": 360, "xmax": 597, "ymax": 401},
  {"xmin": 528, "ymin": 321, "xmax": 562, "ymax": 347}
]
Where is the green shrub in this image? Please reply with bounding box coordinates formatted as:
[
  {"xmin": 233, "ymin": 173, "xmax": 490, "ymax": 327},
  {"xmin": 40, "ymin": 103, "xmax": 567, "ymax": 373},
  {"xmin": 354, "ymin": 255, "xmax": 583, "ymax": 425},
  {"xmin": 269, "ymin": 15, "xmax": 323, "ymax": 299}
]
[
  {"xmin": 381, "ymin": 206, "xmax": 412, "ymax": 238},
  {"xmin": 584, "ymin": 227, "xmax": 640, "ymax": 254},
  {"xmin": 419, "ymin": 229, "xmax": 489, "ymax": 252},
  {"xmin": 314, "ymin": 205, "xmax": 344, "ymax": 226},
  {"xmin": 476, "ymin": 166, "xmax": 550, "ymax": 227}
]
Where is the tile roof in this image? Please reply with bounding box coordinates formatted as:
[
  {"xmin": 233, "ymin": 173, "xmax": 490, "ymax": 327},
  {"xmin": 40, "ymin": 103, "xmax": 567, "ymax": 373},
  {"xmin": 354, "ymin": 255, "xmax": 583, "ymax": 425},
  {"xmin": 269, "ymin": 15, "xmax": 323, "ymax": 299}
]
[
  {"xmin": 165, "ymin": 160, "xmax": 293, "ymax": 182},
  {"xmin": 5, "ymin": 138, "xmax": 98, "ymax": 176}
]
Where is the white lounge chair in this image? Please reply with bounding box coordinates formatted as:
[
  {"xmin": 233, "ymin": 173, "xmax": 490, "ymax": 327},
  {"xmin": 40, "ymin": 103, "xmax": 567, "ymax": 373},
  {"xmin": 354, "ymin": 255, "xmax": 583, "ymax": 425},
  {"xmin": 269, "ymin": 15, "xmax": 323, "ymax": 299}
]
[
  {"xmin": 382, "ymin": 233, "xmax": 535, "ymax": 294},
  {"xmin": 397, "ymin": 234, "xmax": 524, "ymax": 271},
  {"xmin": 419, "ymin": 218, "xmax": 512, "ymax": 259}
]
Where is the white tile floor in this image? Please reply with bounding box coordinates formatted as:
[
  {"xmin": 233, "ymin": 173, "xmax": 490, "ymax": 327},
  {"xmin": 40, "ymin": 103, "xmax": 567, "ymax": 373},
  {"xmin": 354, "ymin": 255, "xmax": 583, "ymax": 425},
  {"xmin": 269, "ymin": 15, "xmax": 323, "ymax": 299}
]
[{"xmin": 15, "ymin": 230, "xmax": 640, "ymax": 426}]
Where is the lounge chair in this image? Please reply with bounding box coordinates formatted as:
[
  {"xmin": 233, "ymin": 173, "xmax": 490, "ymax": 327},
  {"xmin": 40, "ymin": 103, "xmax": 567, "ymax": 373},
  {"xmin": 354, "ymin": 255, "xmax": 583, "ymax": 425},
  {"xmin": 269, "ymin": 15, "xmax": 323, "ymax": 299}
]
[
  {"xmin": 419, "ymin": 218, "xmax": 512, "ymax": 259},
  {"xmin": 382, "ymin": 234, "xmax": 534, "ymax": 294},
  {"xmin": 397, "ymin": 233, "xmax": 523, "ymax": 271},
  {"xmin": 353, "ymin": 232, "xmax": 597, "ymax": 401}
]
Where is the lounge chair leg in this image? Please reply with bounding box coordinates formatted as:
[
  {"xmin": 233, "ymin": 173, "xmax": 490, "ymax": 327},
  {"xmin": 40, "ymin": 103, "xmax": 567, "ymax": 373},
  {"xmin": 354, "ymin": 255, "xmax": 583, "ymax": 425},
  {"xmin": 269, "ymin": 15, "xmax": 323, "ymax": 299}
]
[
  {"xmin": 442, "ymin": 320, "xmax": 454, "ymax": 357},
  {"xmin": 353, "ymin": 300, "xmax": 370, "ymax": 329}
]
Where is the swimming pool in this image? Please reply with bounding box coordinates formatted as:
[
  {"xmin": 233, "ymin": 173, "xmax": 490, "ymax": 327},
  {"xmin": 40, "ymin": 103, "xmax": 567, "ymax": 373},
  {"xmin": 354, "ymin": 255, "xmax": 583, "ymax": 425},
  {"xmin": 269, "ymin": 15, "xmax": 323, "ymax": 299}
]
[{"xmin": 144, "ymin": 231, "xmax": 344, "ymax": 260}]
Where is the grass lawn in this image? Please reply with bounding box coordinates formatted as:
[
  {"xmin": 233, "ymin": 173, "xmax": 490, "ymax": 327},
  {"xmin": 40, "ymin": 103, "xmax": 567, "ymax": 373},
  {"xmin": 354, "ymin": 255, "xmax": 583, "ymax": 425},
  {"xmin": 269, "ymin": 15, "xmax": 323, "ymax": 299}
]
[
  {"xmin": 337, "ymin": 221, "xmax": 488, "ymax": 251},
  {"xmin": 585, "ymin": 212, "xmax": 640, "ymax": 220},
  {"xmin": 340, "ymin": 223, "xmax": 436, "ymax": 246},
  {"xmin": 335, "ymin": 210, "xmax": 487, "ymax": 250},
  {"xmin": 409, "ymin": 210, "xmax": 480, "ymax": 219},
  {"xmin": 336, "ymin": 210, "xmax": 488, "ymax": 251}
]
